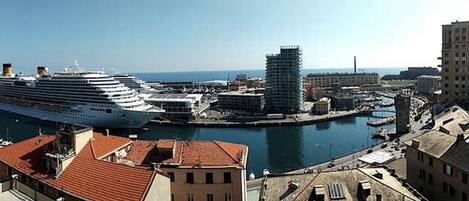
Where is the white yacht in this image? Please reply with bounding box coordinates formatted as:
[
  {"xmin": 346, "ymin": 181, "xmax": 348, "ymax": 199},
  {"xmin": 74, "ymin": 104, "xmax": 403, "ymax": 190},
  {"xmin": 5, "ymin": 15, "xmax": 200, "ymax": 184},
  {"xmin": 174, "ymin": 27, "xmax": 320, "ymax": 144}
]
[{"xmin": 0, "ymin": 63, "xmax": 164, "ymax": 128}]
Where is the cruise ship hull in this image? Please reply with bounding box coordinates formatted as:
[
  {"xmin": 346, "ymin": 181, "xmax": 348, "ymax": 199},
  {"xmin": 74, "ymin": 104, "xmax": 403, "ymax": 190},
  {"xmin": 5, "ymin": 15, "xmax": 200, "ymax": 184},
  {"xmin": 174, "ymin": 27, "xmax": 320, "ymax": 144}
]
[{"xmin": 0, "ymin": 102, "xmax": 160, "ymax": 128}]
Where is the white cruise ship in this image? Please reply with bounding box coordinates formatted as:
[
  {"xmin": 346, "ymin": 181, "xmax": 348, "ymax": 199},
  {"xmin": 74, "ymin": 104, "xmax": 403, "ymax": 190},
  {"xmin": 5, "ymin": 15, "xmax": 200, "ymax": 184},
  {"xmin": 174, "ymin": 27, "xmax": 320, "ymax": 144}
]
[
  {"xmin": 111, "ymin": 74, "xmax": 161, "ymax": 94},
  {"xmin": 0, "ymin": 64, "xmax": 164, "ymax": 128}
]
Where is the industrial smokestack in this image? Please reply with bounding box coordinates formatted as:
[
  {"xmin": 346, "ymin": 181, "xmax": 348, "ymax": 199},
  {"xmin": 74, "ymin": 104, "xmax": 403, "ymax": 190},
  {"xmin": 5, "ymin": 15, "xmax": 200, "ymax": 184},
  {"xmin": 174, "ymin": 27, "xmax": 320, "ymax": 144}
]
[{"xmin": 354, "ymin": 56, "xmax": 356, "ymax": 74}]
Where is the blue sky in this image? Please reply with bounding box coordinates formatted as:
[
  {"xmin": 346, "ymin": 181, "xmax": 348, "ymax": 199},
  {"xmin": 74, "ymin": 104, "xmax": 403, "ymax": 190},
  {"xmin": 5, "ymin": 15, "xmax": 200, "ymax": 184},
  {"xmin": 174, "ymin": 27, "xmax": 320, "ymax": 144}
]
[{"xmin": 1, "ymin": 0, "xmax": 469, "ymax": 73}]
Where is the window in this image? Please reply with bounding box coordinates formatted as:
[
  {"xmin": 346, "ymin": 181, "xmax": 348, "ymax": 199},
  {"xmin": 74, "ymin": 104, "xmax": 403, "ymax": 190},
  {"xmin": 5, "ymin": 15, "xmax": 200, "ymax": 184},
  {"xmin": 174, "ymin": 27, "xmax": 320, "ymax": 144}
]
[
  {"xmin": 450, "ymin": 185, "xmax": 456, "ymax": 198},
  {"xmin": 445, "ymin": 76, "xmax": 449, "ymax": 80},
  {"xmin": 186, "ymin": 173, "xmax": 194, "ymax": 184},
  {"xmin": 428, "ymin": 174, "xmax": 433, "ymax": 184},
  {"xmin": 444, "ymin": 164, "xmax": 453, "ymax": 177},
  {"xmin": 206, "ymin": 173, "xmax": 214, "ymax": 184},
  {"xmin": 187, "ymin": 193, "xmax": 194, "ymax": 201},
  {"xmin": 443, "ymin": 182, "xmax": 449, "ymax": 193},
  {"xmin": 168, "ymin": 172, "xmax": 175, "ymax": 182},
  {"xmin": 223, "ymin": 172, "xmax": 232, "ymax": 183},
  {"xmin": 418, "ymin": 152, "xmax": 424, "ymax": 163},
  {"xmin": 456, "ymin": 76, "xmax": 460, "ymax": 80},
  {"xmin": 463, "ymin": 192, "xmax": 467, "ymax": 201},
  {"xmin": 463, "ymin": 173, "xmax": 468, "ymax": 184},
  {"xmin": 419, "ymin": 169, "xmax": 426, "ymax": 181},
  {"xmin": 171, "ymin": 194, "xmax": 175, "ymax": 201},
  {"xmin": 428, "ymin": 157, "xmax": 433, "ymax": 167},
  {"xmin": 376, "ymin": 194, "xmax": 382, "ymax": 201},
  {"xmin": 224, "ymin": 193, "xmax": 232, "ymax": 201},
  {"xmin": 207, "ymin": 194, "xmax": 214, "ymax": 201}
]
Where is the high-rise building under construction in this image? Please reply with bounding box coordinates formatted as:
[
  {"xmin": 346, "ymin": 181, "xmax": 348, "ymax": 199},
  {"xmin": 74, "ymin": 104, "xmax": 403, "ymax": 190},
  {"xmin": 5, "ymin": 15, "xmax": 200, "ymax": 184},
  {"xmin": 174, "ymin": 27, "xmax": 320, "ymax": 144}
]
[{"xmin": 265, "ymin": 46, "xmax": 303, "ymax": 113}]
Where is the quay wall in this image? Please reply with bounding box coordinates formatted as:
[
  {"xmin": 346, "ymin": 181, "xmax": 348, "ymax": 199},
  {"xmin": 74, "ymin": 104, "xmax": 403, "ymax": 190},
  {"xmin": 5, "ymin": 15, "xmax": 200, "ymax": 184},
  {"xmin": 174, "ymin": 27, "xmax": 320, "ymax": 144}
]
[{"xmin": 150, "ymin": 110, "xmax": 372, "ymax": 128}]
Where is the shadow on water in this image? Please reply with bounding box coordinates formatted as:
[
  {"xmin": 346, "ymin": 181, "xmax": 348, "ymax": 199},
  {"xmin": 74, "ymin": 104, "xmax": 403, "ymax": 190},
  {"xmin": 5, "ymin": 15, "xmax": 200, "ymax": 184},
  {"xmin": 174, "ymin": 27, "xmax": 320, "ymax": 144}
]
[
  {"xmin": 315, "ymin": 121, "xmax": 331, "ymax": 130},
  {"xmin": 334, "ymin": 117, "xmax": 357, "ymax": 125},
  {"xmin": 266, "ymin": 126, "xmax": 304, "ymax": 173}
]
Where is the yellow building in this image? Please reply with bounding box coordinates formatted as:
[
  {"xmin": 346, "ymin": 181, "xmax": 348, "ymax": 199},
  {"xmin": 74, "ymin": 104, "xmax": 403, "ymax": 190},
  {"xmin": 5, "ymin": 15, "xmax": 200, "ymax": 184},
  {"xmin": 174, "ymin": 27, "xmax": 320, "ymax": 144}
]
[
  {"xmin": 124, "ymin": 139, "xmax": 249, "ymax": 201},
  {"xmin": 305, "ymin": 73, "xmax": 380, "ymax": 88},
  {"xmin": 314, "ymin": 97, "xmax": 331, "ymax": 114}
]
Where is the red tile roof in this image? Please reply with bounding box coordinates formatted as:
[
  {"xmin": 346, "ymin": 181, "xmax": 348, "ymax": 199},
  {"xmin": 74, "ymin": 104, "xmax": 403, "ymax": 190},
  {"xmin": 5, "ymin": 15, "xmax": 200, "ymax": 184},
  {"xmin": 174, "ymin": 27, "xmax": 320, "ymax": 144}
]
[
  {"xmin": 0, "ymin": 133, "xmax": 161, "ymax": 201},
  {"xmin": 125, "ymin": 139, "xmax": 248, "ymax": 168},
  {"xmin": 157, "ymin": 139, "xmax": 175, "ymax": 149},
  {"xmin": 90, "ymin": 133, "xmax": 132, "ymax": 159}
]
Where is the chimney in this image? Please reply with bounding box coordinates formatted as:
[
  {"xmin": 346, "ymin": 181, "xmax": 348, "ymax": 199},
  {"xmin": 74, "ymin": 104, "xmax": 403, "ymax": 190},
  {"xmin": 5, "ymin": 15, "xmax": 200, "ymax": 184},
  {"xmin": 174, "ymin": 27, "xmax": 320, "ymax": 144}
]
[
  {"xmin": 411, "ymin": 139, "xmax": 420, "ymax": 148},
  {"xmin": 3, "ymin": 63, "xmax": 12, "ymax": 76},
  {"xmin": 37, "ymin": 66, "xmax": 48, "ymax": 77},
  {"xmin": 105, "ymin": 129, "xmax": 110, "ymax": 137},
  {"xmin": 354, "ymin": 56, "xmax": 357, "ymax": 74},
  {"xmin": 373, "ymin": 170, "xmax": 383, "ymax": 179},
  {"xmin": 457, "ymin": 133, "xmax": 465, "ymax": 142}
]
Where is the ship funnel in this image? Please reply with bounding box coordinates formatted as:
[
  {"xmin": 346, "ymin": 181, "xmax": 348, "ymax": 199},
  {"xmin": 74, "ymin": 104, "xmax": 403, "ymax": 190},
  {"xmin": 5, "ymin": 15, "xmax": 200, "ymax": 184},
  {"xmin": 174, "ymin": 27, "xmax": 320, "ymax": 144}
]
[
  {"xmin": 37, "ymin": 66, "xmax": 48, "ymax": 77},
  {"xmin": 3, "ymin": 63, "xmax": 12, "ymax": 76}
]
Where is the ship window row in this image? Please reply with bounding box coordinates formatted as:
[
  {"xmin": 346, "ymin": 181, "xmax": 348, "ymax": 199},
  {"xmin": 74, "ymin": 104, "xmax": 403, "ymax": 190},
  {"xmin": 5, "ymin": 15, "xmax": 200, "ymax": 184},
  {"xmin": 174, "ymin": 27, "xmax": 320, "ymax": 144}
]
[
  {"xmin": 6, "ymin": 85, "xmax": 134, "ymax": 97},
  {"xmin": 2, "ymin": 92, "xmax": 120, "ymax": 104}
]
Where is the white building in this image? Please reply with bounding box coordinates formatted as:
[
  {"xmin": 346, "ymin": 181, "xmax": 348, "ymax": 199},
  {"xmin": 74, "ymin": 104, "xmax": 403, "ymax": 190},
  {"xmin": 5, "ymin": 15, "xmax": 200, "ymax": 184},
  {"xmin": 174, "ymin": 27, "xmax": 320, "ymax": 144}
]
[{"xmin": 144, "ymin": 94, "xmax": 204, "ymax": 120}]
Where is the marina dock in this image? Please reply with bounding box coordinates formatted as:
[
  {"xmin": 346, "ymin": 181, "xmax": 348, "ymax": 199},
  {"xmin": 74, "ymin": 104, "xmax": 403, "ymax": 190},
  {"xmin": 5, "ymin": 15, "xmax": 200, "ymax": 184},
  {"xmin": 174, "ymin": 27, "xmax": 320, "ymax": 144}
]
[{"xmin": 367, "ymin": 116, "xmax": 395, "ymax": 127}]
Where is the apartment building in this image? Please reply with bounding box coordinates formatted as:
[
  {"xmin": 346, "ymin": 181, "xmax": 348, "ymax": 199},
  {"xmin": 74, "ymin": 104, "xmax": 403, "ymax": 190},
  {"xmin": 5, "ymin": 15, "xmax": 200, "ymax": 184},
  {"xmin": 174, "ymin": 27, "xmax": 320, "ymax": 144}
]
[
  {"xmin": 0, "ymin": 124, "xmax": 171, "ymax": 201},
  {"xmin": 440, "ymin": 21, "xmax": 469, "ymax": 102},
  {"xmin": 406, "ymin": 105, "xmax": 469, "ymax": 201},
  {"xmin": 259, "ymin": 167, "xmax": 426, "ymax": 201},
  {"xmin": 305, "ymin": 73, "xmax": 380, "ymax": 88},
  {"xmin": 124, "ymin": 139, "xmax": 249, "ymax": 201},
  {"xmin": 417, "ymin": 75, "xmax": 441, "ymax": 94}
]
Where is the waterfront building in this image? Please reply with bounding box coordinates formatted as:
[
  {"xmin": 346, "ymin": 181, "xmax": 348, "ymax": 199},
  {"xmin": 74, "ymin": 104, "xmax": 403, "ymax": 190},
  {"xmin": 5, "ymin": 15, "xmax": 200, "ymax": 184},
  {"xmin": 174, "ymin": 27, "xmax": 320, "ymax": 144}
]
[
  {"xmin": 304, "ymin": 72, "xmax": 380, "ymax": 88},
  {"xmin": 217, "ymin": 91, "xmax": 265, "ymax": 112},
  {"xmin": 416, "ymin": 75, "xmax": 441, "ymax": 94},
  {"xmin": 265, "ymin": 46, "xmax": 303, "ymax": 114},
  {"xmin": 440, "ymin": 21, "xmax": 469, "ymax": 103},
  {"xmin": 124, "ymin": 139, "xmax": 248, "ymax": 201},
  {"xmin": 314, "ymin": 97, "xmax": 331, "ymax": 115},
  {"xmin": 332, "ymin": 95, "xmax": 355, "ymax": 111},
  {"xmin": 395, "ymin": 94, "xmax": 411, "ymax": 134},
  {"xmin": 399, "ymin": 67, "xmax": 439, "ymax": 80},
  {"xmin": 0, "ymin": 124, "xmax": 171, "ymax": 201},
  {"xmin": 144, "ymin": 93, "xmax": 204, "ymax": 120},
  {"xmin": 258, "ymin": 167, "xmax": 425, "ymax": 201}
]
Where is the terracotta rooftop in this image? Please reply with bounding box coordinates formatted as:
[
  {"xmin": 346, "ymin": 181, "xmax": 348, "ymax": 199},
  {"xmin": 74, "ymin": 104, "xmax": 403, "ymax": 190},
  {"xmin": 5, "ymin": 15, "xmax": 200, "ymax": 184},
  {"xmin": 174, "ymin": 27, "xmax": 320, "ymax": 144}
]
[
  {"xmin": 91, "ymin": 133, "xmax": 132, "ymax": 159},
  {"xmin": 125, "ymin": 139, "xmax": 248, "ymax": 168},
  {"xmin": 0, "ymin": 133, "xmax": 161, "ymax": 201}
]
